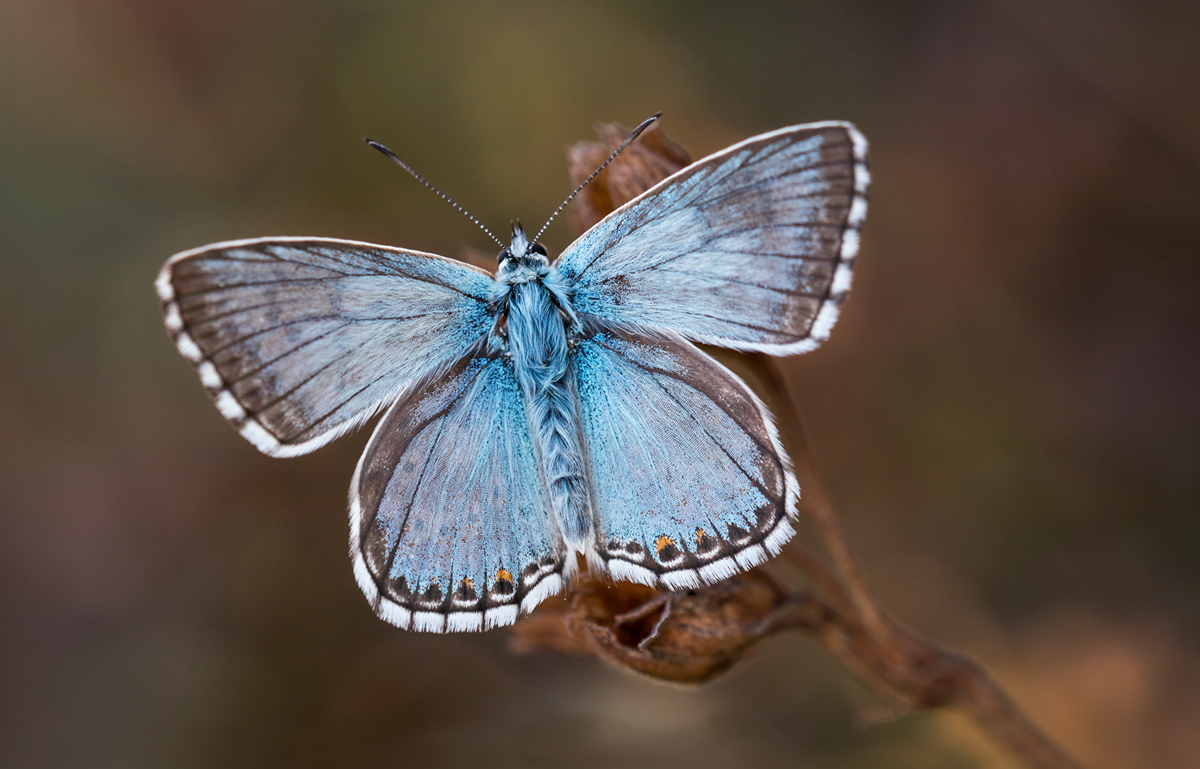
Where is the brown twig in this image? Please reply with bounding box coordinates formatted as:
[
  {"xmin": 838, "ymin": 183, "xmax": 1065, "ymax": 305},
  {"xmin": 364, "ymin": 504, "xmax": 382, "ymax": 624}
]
[
  {"xmin": 748, "ymin": 353, "xmax": 1084, "ymax": 769},
  {"xmin": 747, "ymin": 353, "xmax": 889, "ymax": 639},
  {"xmin": 780, "ymin": 604, "xmax": 1084, "ymax": 769},
  {"xmin": 775, "ymin": 537, "xmax": 855, "ymax": 613}
]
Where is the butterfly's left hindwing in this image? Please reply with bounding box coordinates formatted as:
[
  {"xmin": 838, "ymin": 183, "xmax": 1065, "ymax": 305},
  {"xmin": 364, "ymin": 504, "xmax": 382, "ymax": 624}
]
[
  {"xmin": 574, "ymin": 324, "xmax": 798, "ymax": 588},
  {"xmin": 351, "ymin": 354, "xmax": 563, "ymax": 633}
]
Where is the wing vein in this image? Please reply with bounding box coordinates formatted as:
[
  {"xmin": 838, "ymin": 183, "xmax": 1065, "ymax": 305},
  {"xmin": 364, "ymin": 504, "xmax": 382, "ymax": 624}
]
[{"xmin": 379, "ymin": 372, "xmax": 474, "ymax": 583}]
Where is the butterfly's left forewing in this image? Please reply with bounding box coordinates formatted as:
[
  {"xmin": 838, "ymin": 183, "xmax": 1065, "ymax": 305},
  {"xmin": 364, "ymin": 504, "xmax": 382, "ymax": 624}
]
[
  {"xmin": 574, "ymin": 324, "xmax": 798, "ymax": 588},
  {"xmin": 157, "ymin": 237, "xmax": 495, "ymax": 457},
  {"xmin": 351, "ymin": 353, "xmax": 563, "ymax": 633}
]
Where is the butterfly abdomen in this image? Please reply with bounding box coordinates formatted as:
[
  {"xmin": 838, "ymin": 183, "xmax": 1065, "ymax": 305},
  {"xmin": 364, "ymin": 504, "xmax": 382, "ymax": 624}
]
[{"xmin": 502, "ymin": 280, "xmax": 592, "ymax": 553}]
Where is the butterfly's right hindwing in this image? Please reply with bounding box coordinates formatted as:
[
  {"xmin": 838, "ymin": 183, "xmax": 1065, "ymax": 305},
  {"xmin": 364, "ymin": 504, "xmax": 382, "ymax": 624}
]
[
  {"xmin": 574, "ymin": 324, "xmax": 798, "ymax": 588},
  {"xmin": 351, "ymin": 354, "xmax": 563, "ymax": 633},
  {"xmin": 156, "ymin": 237, "xmax": 495, "ymax": 457}
]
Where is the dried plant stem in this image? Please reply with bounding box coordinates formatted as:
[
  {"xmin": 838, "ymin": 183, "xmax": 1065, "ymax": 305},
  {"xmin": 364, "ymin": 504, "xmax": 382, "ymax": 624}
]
[
  {"xmin": 776, "ymin": 539, "xmax": 854, "ymax": 613},
  {"xmin": 747, "ymin": 353, "xmax": 1084, "ymax": 769},
  {"xmin": 749, "ymin": 353, "xmax": 888, "ymax": 637}
]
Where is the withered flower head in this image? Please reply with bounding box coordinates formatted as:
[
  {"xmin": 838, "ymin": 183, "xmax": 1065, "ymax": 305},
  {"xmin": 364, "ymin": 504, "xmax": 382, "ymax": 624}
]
[
  {"xmin": 565, "ymin": 120, "xmax": 692, "ymax": 234},
  {"xmin": 511, "ymin": 570, "xmax": 825, "ymax": 685}
]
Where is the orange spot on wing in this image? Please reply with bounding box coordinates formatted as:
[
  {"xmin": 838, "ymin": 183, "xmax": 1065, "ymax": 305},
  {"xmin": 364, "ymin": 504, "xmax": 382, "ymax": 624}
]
[
  {"xmin": 654, "ymin": 535, "xmax": 675, "ymax": 555},
  {"xmin": 496, "ymin": 568, "xmax": 513, "ymax": 583}
]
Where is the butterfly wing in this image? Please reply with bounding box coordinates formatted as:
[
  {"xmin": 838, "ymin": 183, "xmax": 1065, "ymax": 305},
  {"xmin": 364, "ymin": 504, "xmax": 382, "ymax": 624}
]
[
  {"xmin": 556, "ymin": 122, "xmax": 868, "ymax": 355},
  {"xmin": 351, "ymin": 353, "xmax": 563, "ymax": 632},
  {"xmin": 156, "ymin": 237, "xmax": 495, "ymax": 457},
  {"xmin": 574, "ymin": 324, "xmax": 798, "ymax": 588}
]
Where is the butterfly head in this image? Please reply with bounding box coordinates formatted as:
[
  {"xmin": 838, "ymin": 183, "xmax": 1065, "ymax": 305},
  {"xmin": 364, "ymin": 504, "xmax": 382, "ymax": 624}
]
[{"xmin": 497, "ymin": 221, "xmax": 549, "ymax": 280}]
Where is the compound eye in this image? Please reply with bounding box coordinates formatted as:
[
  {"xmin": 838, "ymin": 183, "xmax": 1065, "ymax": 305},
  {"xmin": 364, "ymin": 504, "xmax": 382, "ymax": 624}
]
[
  {"xmin": 497, "ymin": 247, "xmax": 512, "ymax": 263},
  {"xmin": 528, "ymin": 243, "xmax": 547, "ymax": 256}
]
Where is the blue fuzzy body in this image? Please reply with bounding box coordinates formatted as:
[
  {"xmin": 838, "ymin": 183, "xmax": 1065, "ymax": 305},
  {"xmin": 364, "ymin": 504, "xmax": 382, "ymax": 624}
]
[{"xmin": 492, "ymin": 238, "xmax": 591, "ymax": 553}]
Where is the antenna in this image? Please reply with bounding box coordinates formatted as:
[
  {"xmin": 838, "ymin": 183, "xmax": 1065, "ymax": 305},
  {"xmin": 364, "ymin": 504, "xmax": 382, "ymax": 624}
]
[
  {"xmin": 365, "ymin": 139, "xmax": 504, "ymax": 248},
  {"xmin": 531, "ymin": 113, "xmax": 662, "ymax": 245}
]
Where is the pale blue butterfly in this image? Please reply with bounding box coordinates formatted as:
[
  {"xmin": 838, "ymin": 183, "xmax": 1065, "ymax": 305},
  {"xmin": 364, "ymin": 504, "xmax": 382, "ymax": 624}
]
[{"xmin": 156, "ymin": 115, "xmax": 869, "ymax": 633}]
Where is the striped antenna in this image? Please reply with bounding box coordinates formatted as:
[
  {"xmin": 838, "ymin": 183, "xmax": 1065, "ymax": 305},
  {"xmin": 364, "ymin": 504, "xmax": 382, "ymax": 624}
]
[
  {"xmin": 531, "ymin": 113, "xmax": 661, "ymax": 246},
  {"xmin": 366, "ymin": 139, "xmax": 504, "ymax": 248}
]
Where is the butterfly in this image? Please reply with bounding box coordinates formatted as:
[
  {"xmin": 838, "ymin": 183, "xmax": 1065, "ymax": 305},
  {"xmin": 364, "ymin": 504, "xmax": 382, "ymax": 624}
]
[{"xmin": 156, "ymin": 116, "xmax": 868, "ymax": 633}]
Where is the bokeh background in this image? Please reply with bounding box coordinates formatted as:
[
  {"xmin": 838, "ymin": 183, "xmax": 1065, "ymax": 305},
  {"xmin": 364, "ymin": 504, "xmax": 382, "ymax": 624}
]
[{"xmin": 2, "ymin": 1, "xmax": 1198, "ymax": 767}]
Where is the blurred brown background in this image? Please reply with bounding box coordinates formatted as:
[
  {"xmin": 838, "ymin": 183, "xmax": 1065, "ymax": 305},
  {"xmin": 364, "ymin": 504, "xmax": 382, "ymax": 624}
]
[{"xmin": 1, "ymin": 1, "xmax": 1198, "ymax": 767}]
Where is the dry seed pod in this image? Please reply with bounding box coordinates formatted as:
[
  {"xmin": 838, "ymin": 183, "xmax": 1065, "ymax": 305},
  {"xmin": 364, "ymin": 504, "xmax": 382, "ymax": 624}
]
[{"xmin": 566, "ymin": 121, "xmax": 691, "ymax": 233}]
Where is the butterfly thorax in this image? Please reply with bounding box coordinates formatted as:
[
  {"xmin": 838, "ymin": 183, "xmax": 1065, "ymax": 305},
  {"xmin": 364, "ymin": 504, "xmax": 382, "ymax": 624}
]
[{"xmin": 491, "ymin": 230, "xmax": 593, "ymax": 560}]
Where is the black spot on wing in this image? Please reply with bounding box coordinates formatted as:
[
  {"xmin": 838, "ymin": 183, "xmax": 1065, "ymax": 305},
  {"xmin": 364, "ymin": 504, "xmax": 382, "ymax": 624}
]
[{"xmin": 455, "ymin": 579, "xmax": 478, "ymax": 603}]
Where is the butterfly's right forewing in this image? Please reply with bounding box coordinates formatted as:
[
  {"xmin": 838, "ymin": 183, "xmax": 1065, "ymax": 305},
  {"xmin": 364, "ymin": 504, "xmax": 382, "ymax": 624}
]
[
  {"xmin": 157, "ymin": 237, "xmax": 495, "ymax": 457},
  {"xmin": 351, "ymin": 354, "xmax": 563, "ymax": 633},
  {"xmin": 558, "ymin": 122, "xmax": 868, "ymax": 355}
]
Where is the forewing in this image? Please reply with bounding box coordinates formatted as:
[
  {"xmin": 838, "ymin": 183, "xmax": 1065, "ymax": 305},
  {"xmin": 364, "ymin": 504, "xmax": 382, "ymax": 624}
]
[
  {"xmin": 351, "ymin": 354, "xmax": 563, "ymax": 633},
  {"xmin": 156, "ymin": 237, "xmax": 495, "ymax": 457},
  {"xmin": 557, "ymin": 122, "xmax": 868, "ymax": 355},
  {"xmin": 574, "ymin": 324, "xmax": 798, "ymax": 589}
]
